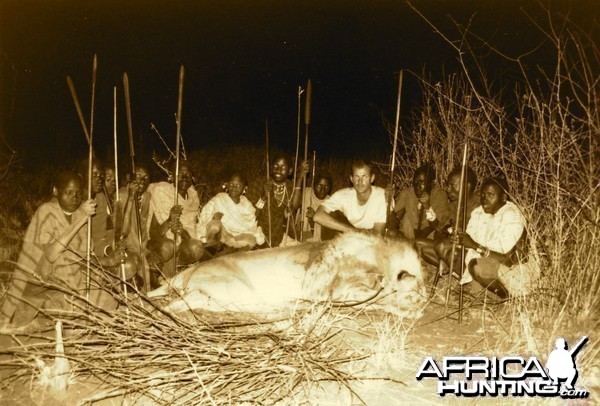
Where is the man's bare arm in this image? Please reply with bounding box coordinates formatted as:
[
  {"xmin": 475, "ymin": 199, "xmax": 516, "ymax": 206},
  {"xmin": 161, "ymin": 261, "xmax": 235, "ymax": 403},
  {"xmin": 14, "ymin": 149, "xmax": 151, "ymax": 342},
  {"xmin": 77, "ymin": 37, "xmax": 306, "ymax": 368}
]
[{"xmin": 313, "ymin": 206, "xmax": 355, "ymax": 233}]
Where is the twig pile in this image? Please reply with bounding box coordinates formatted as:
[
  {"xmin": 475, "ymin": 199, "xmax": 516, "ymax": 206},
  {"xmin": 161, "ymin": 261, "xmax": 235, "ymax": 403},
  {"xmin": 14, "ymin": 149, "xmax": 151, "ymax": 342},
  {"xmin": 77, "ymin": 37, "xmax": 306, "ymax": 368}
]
[{"xmin": 0, "ymin": 278, "xmax": 369, "ymax": 405}]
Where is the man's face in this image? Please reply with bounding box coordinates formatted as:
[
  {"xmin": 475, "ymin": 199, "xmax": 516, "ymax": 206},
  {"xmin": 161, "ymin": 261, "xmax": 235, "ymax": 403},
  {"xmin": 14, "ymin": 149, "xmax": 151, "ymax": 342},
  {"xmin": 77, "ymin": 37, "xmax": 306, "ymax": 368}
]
[
  {"xmin": 314, "ymin": 178, "xmax": 332, "ymax": 200},
  {"xmin": 446, "ymin": 174, "xmax": 461, "ymax": 203},
  {"xmin": 56, "ymin": 179, "xmax": 84, "ymax": 213},
  {"xmin": 226, "ymin": 176, "xmax": 246, "ymax": 200},
  {"xmin": 91, "ymin": 163, "xmax": 105, "ymax": 194},
  {"xmin": 412, "ymin": 172, "xmax": 430, "ymax": 198},
  {"xmin": 105, "ymin": 168, "xmax": 116, "ymax": 195},
  {"xmin": 176, "ymin": 164, "xmax": 193, "ymax": 193},
  {"xmin": 350, "ymin": 166, "xmax": 374, "ymax": 194},
  {"xmin": 271, "ymin": 158, "xmax": 290, "ymax": 184},
  {"xmin": 480, "ymin": 183, "xmax": 506, "ymax": 215},
  {"xmin": 134, "ymin": 167, "xmax": 150, "ymax": 194}
]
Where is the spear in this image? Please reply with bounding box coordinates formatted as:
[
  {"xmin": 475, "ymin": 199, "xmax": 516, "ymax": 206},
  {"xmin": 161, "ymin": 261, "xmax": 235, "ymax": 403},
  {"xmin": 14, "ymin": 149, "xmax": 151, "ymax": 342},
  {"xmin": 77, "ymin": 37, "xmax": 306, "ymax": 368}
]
[
  {"xmin": 265, "ymin": 117, "xmax": 272, "ymax": 247},
  {"xmin": 87, "ymin": 55, "xmax": 97, "ymax": 303},
  {"xmin": 309, "ymin": 150, "xmax": 316, "ymax": 234},
  {"xmin": 123, "ymin": 73, "xmax": 135, "ymax": 173},
  {"xmin": 386, "ymin": 70, "xmax": 403, "ymax": 234},
  {"xmin": 292, "ymin": 86, "xmax": 303, "ymax": 191},
  {"xmin": 124, "ymin": 73, "xmax": 150, "ymax": 292},
  {"xmin": 311, "ymin": 150, "xmax": 316, "ymax": 190},
  {"xmin": 290, "ymin": 86, "xmax": 303, "ymax": 242},
  {"xmin": 172, "ymin": 66, "xmax": 184, "ymax": 276},
  {"xmin": 300, "ymin": 79, "xmax": 312, "ymax": 242},
  {"xmin": 113, "ymin": 87, "xmax": 129, "ymax": 313},
  {"xmin": 174, "ymin": 113, "xmax": 188, "ymax": 160},
  {"xmin": 445, "ymin": 143, "xmax": 468, "ymax": 323},
  {"xmin": 66, "ymin": 68, "xmax": 113, "ymax": 213}
]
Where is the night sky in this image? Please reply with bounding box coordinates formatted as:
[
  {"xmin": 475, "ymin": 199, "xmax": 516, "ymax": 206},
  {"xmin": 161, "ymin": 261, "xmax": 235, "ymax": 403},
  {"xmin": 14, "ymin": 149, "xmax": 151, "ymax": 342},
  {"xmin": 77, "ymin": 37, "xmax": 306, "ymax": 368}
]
[{"xmin": 0, "ymin": 0, "xmax": 597, "ymax": 169}]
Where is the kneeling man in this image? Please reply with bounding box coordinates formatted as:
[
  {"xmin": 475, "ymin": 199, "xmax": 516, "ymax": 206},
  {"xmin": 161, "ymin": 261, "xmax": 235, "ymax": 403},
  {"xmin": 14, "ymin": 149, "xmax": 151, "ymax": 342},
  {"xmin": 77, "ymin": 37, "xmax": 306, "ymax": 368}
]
[
  {"xmin": 437, "ymin": 177, "xmax": 536, "ymax": 298},
  {"xmin": 313, "ymin": 160, "xmax": 387, "ymax": 236}
]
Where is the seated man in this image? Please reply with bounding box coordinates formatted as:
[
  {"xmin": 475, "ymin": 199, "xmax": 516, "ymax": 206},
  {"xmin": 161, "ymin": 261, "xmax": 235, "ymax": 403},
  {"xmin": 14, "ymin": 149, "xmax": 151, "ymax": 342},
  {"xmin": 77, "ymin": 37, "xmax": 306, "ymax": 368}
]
[
  {"xmin": 104, "ymin": 164, "xmax": 117, "ymax": 208},
  {"xmin": 394, "ymin": 163, "xmax": 450, "ymax": 241},
  {"xmin": 297, "ymin": 174, "xmax": 332, "ymax": 242},
  {"xmin": 197, "ymin": 173, "xmax": 265, "ymax": 249},
  {"xmin": 115, "ymin": 162, "xmax": 153, "ymax": 289},
  {"xmin": 436, "ymin": 177, "xmax": 535, "ymax": 298},
  {"xmin": 246, "ymin": 154, "xmax": 309, "ymax": 247},
  {"xmin": 147, "ymin": 160, "xmax": 205, "ymax": 276},
  {"xmin": 119, "ymin": 161, "xmax": 152, "ymax": 251},
  {"xmin": 0, "ymin": 171, "xmax": 123, "ymax": 326},
  {"xmin": 76, "ymin": 158, "xmax": 115, "ymax": 258},
  {"xmin": 313, "ymin": 160, "xmax": 387, "ymax": 236},
  {"xmin": 418, "ymin": 166, "xmax": 479, "ymax": 267}
]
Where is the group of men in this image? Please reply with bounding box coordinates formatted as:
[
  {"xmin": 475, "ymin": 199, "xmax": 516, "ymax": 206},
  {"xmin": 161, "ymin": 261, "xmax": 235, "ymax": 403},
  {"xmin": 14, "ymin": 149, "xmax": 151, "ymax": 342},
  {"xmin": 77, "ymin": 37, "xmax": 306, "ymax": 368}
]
[{"xmin": 0, "ymin": 153, "xmax": 534, "ymax": 326}]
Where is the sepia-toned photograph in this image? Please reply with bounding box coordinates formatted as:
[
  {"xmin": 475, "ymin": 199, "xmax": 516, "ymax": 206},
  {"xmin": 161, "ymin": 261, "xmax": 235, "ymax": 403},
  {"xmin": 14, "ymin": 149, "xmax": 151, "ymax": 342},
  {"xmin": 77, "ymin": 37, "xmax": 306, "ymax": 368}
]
[{"xmin": 0, "ymin": 0, "xmax": 598, "ymax": 404}]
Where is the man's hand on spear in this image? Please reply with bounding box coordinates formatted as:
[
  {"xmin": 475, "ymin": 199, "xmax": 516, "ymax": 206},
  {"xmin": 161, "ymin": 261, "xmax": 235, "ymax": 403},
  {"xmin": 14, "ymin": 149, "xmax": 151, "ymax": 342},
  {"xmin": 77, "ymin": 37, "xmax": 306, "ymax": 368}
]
[{"xmin": 295, "ymin": 160, "xmax": 310, "ymax": 183}]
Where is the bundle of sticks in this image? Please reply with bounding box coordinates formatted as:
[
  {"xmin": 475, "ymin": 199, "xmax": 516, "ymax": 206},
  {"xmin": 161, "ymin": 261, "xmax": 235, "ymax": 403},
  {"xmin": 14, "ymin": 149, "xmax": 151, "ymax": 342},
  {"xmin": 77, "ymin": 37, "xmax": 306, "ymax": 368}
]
[{"xmin": 0, "ymin": 271, "xmax": 368, "ymax": 404}]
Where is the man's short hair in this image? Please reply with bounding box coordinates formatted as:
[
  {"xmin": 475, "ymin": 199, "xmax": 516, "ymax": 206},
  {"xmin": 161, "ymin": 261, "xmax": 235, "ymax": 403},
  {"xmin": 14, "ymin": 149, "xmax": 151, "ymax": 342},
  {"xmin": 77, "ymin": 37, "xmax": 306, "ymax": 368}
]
[
  {"xmin": 315, "ymin": 174, "xmax": 332, "ymax": 186},
  {"xmin": 414, "ymin": 163, "xmax": 436, "ymax": 185},
  {"xmin": 168, "ymin": 159, "xmax": 191, "ymax": 173},
  {"xmin": 55, "ymin": 170, "xmax": 83, "ymax": 191},
  {"xmin": 481, "ymin": 176, "xmax": 510, "ymax": 196},
  {"xmin": 228, "ymin": 172, "xmax": 248, "ymax": 186},
  {"xmin": 448, "ymin": 166, "xmax": 478, "ymax": 191},
  {"xmin": 75, "ymin": 157, "xmax": 104, "ymax": 176},
  {"xmin": 351, "ymin": 159, "xmax": 373, "ymax": 174},
  {"xmin": 271, "ymin": 153, "xmax": 292, "ymax": 167}
]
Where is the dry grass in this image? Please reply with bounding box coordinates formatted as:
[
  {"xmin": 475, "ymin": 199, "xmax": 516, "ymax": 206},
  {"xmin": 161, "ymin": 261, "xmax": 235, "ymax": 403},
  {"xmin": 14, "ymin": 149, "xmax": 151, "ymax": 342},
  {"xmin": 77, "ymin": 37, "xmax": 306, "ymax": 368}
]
[{"xmin": 389, "ymin": 4, "xmax": 600, "ymax": 385}]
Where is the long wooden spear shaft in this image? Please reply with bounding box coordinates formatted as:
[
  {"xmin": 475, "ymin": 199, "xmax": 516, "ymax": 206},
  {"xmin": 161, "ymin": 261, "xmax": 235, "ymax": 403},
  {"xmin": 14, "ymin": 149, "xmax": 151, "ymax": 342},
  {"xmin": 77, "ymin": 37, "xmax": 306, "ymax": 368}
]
[
  {"xmin": 265, "ymin": 117, "xmax": 272, "ymax": 247},
  {"xmin": 445, "ymin": 143, "xmax": 469, "ymax": 321},
  {"xmin": 123, "ymin": 73, "xmax": 150, "ymax": 293},
  {"xmin": 66, "ymin": 72, "xmax": 113, "ymax": 213},
  {"xmin": 292, "ymin": 86, "xmax": 303, "ymax": 191},
  {"xmin": 113, "ymin": 87, "xmax": 129, "ymax": 311},
  {"xmin": 300, "ymin": 79, "xmax": 312, "ymax": 242},
  {"xmin": 387, "ymin": 70, "xmax": 403, "ymax": 233},
  {"xmin": 87, "ymin": 55, "xmax": 97, "ymax": 303},
  {"xmin": 123, "ymin": 73, "xmax": 135, "ymax": 174},
  {"xmin": 172, "ymin": 66, "xmax": 184, "ymax": 275}
]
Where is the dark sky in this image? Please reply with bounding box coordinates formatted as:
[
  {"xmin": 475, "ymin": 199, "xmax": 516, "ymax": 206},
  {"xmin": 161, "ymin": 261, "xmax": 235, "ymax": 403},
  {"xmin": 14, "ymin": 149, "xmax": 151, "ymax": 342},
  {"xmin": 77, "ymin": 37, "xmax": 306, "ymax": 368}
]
[{"xmin": 0, "ymin": 0, "xmax": 597, "ymax": 168}]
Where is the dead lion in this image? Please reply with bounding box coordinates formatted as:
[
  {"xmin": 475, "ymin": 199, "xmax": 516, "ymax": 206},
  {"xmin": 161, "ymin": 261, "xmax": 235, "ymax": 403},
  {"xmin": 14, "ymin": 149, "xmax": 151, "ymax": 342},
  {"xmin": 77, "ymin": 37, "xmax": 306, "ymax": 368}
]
[{"xmin": 148, "ymin": 232, "xmax": 425, "ymax": 317}]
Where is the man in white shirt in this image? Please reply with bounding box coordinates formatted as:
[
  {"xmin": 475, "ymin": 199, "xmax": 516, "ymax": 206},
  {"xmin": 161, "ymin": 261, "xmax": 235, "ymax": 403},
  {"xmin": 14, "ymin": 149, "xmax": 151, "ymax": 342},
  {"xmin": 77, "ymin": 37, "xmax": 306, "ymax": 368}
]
[
  {"xmin": 314, "ymin": 160, "xmax": 387, "ymax": 236},
  {"xmin": 439, "ymin": 177, "xmax": 533, "ymax": 298}
]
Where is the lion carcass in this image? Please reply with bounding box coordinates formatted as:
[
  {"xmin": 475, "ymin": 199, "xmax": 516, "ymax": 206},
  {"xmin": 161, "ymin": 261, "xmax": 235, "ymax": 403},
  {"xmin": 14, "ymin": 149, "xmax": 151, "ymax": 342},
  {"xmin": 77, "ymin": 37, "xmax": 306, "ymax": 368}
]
[{"xmin": 148, "ymin": 232, "xmax": 425, "ymax": 316}]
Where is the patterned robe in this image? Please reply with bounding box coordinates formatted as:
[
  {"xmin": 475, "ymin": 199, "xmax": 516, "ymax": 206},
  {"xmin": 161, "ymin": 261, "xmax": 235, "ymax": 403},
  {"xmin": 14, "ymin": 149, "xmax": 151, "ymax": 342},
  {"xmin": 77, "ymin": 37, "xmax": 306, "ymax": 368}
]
[{"xmin": 1, "ymin": 199, "xmax": 115, "ymax": 325}]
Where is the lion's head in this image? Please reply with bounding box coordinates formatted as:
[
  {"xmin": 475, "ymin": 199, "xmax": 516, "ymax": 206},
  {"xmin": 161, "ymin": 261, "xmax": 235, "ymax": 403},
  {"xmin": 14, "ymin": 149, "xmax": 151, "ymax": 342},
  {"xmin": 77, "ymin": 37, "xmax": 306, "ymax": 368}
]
[{"xmin": 303, "ymin": 232, "xmax": 425, "ymax": 317}]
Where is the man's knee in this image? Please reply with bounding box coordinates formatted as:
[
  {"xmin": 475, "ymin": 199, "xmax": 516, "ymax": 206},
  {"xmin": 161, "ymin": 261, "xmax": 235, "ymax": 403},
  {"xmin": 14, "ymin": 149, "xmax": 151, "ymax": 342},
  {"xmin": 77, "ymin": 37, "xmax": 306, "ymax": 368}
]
[
  {"xmin": 469, "ymin": 259, "xmax": 509, "ymax": 299},
  {"xmin": 179, "ymin": 239, "xmax": 205, "ymax": 264},
  {"xmin": 147, "ymin": 238, "xmax": 175, "ymax": 263},
  {"xmin": 434, "ymin": 237, "xmax": 451, "ymax": 258}
]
